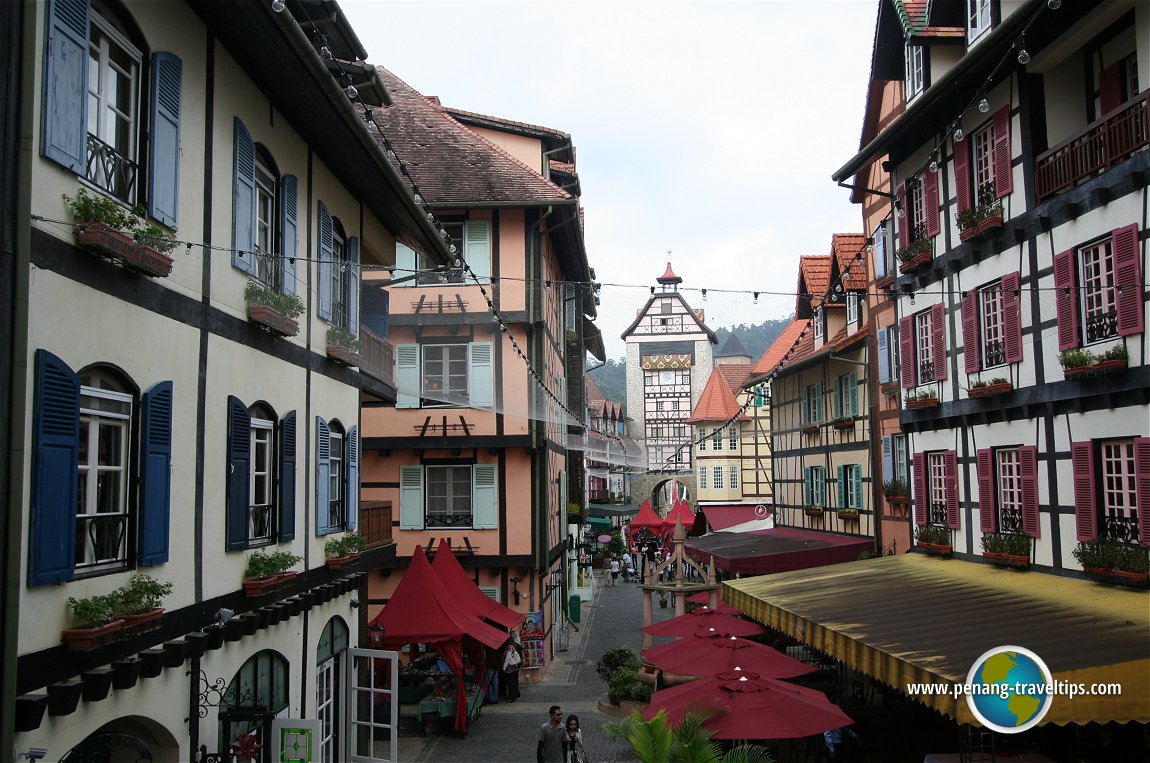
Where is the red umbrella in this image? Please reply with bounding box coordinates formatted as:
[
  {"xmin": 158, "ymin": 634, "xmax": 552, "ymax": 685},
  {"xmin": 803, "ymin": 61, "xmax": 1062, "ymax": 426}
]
[
  {"xmin": 642, "ymin": 632, "xmax": 815, "ymax": 679},
  {"xmin": 685, "ymin": 591, "xmax": 742, "ymax": 615},
  {"xmin": 641, "ymin": 607, "xmax": 765, "ymax": 638},
  {"xmin": 643, "ymin": 669, "xmax": 853, "ymax": 740}
]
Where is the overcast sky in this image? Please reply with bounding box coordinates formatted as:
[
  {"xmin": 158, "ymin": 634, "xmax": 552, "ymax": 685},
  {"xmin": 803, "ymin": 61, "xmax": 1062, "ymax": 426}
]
[{"xmin": 342, "ymin": 0, "xmax": 879, "ymax": 359}]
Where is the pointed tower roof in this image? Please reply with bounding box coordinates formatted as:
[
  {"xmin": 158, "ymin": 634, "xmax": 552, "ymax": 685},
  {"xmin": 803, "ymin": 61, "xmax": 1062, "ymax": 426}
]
[
  {"xmin": 657, "ymin": 262, "xmax": 683, "ymax": 286},
  {"xmin": 716, "ymin": 333, "xmax": 751, "ymax": 360},
  {"xmin": 687, "ymin": 370, "xmax": 749, "ymax": 423}
]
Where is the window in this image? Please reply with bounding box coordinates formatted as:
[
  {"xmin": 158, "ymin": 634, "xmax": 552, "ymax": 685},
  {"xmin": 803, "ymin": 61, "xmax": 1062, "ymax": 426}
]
[
  {"xmin": 329, "ymin": 425, "xmax": 345, "ymax": 531},
  {"xmin": 698, "ymin": 467, "xmax": 707, "ymax": 490},
  {"xmin": 252, "ymin": 148, "xmax": 283, "ymax": 290},
  {"xmin": 980, "ymin": 282, "xmax": 1005, "ymax": 367},
  {"xmin": 317, "ymin": 618, "xmax": 349, "ymax": 763},
  {"xmin": 813, "ymin": 307, "xmax": 824, "ymax": 340},
  {"xmin": 76, "ymin": 371, "xmax": 132, "ymax": 572},
  {"xmin": 659, "ymin": 370, "xmax": 675, "ymax": 385},
  {"xmin": 1055, "ymin": 226, "xmax": 1143, "ymax": 349},
  {"xmin": 670, "ymin": 400, "xmax": 678, "ymax": 410},
  {"xmin": 955, "ymin": 107, "xmax": 1011, "ymax": 217},
  {"xmin": 905, "ymin": 43, "xmax": 924, "ymax": 99},
  {"xmin": 697, "ymin": 430, "xmax": 706, "ymax": 451},
  {"xmin": 396, "ymin": 342, "xmax": 494, "ymax": 409},
  {"xmin": 644, "ymin": 374, "xmax": 653, "ymax": 387},
  {"xmin": 964, "ymin": 275, "xmax": 1021, "ymax": 373},
  {"xmin": 882, "ymin": 434, "xmax": 909, "ymax": 488},
  {"xmin": 928, "ymin": 452, "xmax": 947, "ymax": 525},
  {"xmin": 713, "ymin": 466, "xmax": 724, "ymax": 490},
  {"xmin": 996, "ymin": 448, "xmax": 1022, "ymax": 532},
  {"xmin": 728, "ymin": 427, "xmax": 737, "ymax": 450},
  {"xmin": 846, "ymin": 292, "xmax": 860, "ymax": 326},
  {"xmin": 330, "ymin": 218, "xmax": 351, "ymax": 327},
  {"xmin": 874, "ymin": 219, "xmax": 890, "ymax": 278},
  {"xmin": 249, "ymin": 407, "xmax": 276, "ymax": 546},
  {"xmin": 1073, "ymin": 439, "xmax": 1147, "ymax": 546},
  {"xmin": 834, "ymin": 373, "xmax": 857, "ymax": 418},
  {"xmin": 315, "ymin": 417, "xmax": 356, "ymax": 536},
  {"xmin": 915, "ymin": 311, "xmax": 934, "ymax": 385},
  {"xmin": 87, "ymin": 3, "xmax": 142, "ymax": 203},
  {"xmin": 913, "ymin": 450, "xmax": 959, "ymax": 530},
  {"xmin": 803, "ymin": 383, "xmax": 823, "ymax": 424},
  {"xmin": 729, "ymin": 465, "xmax": 739, "ymax": 490},
  {"xmin": 972, "ymin": 123, "xmax": 996, "ymax": 206},
  {"xmin": 396, "ymin": 220, "xmax": 490, "ymax": 285},
  {"xmin": 398, "ymin": 463, "xmax": 498, "ymax": 530},
  {"xmin": 227, "ymin": 398, "xmax": 296, "ymax": 550},
  {"xmin": 220, "ymin": 650, "xmax": 289, "ymax": 755},
  {"xmin": 804, "ymin": 466, "xmax": 826, "ymax": 506},
  {"xmin": 901, "ymin": 307, "xmax": 946, "ymax": 389},
  {"xmin": 968, "ymin": 0, "xmax": 992, "ymax": 42},
  {"xmin": 1100, "ymin": 441, "xmax": 1139, "ymax": 541},
  {"xmin": 711, "ymin": 427, "xmax": 722, "ymax": 450},
  {"xmin": 838, "ymin": 464, "xmax": 862, "ymax": 510}
]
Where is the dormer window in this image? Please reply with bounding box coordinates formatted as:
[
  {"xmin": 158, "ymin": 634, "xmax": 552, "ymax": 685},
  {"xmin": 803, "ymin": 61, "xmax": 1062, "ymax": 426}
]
[
  {"xmin": 905, "ymin": 44, "xmax": 925, "ymax": 99},
  {"xmin": 847, "ymin": 292, "xmax": 860, "ymax": 326},
  {"xmin": 968, "ymin": 0, "xmax": 992, "ymax": 43},
  {"xmin": 814, "ymin": 307, "xmax": 824, "ymax": 340}
]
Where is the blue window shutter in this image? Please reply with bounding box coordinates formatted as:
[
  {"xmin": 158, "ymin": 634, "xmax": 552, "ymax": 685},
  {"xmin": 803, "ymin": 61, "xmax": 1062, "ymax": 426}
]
[
  {"xmin": 29, "ymin": 350, "xmax": 80, "ymax": 585},
  {"xmin": 837, "ymin": 465, "xmax": 845, "ymax": 508},
  {"xmin": 147, "ymin": 52, "xmax": 182, "ymax": 227},
  {"xmin": 232, "ymin": 117, "xmax": 255, "ymax": 273},
  {"xmin": 278, "ymin": 410, "xmax": 296, "ymax": 541},
  {"xmin": 882, "ymin": 435, "xmax": 894, "ymax": 483},
  {"xmin": 399, "ymin": 465, "xmax": 424, "ymax": 529},
  {"xmin": 854, "ymin": 466, "xmax": 863, "ymax": 510},
  {"xmin": 468, "ymin": 341, "xmax": 494, "ymax": 408},
  {"xmin": 315, "ymin": 417, "xmax": 331, "ymax": 534},
  {"xmin": 317, "ymin": 202, "xmax": 333, "ymax": 320},
  {"xmin": 226, "ymin": 396, "xmax": 250, "ymax": 551},
  {"xmin": 848, "ymin": 372, "xmax": 858, "ymax": 416},
  {"xmin": 395, "ymin": 344, "xmax": 419, "ymax": 408},
  {"xmin": 472, "ymin": 464, "xmax": 497, "ymax": 529},
  {"xmin": 346, "ymin": 425, "xmax": 359, "ymax": 531},
  {"xmin": 280, "ymin": 175, "xmax": 298, "ymax": 295},
  {"xmin": 138, "ymin": 380, "xmax": 173, "ymax": 566},
  {"xmin": 395, "ymin": 243, "xmax": 417, "ymax": 286},
  {"xmin": 41, "ymin": 0, "xmax": 89, "ymax": 172},
  {"xmin": 878, "ymin": 328, "xmax": 890, "ymax": 384},
  {"xmin": 464, "ymin": 220, "xmax": 491, "ymax": 283},
  {"xmin": 348, "ymin": 237, "xmax": 360, "ymax": 336}
]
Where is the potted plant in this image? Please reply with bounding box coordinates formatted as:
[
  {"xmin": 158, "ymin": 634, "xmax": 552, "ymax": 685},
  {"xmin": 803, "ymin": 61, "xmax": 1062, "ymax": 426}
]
[
  {"xmin": 608, "ymin": 667, "xmax": 640, "ymax": 707},
  {"xmin": 803, "ymin": 505, "xmax": 825, "ymax": 518},
  {"xmin": 896, "ymin": 238, "xmax": 932, "ymax": 273},
  {"xmin": 63, "ymin": 593, "xmax": 124, "ymax": 651},
  {"xmin": 597, "ymin": 646, "xmax": 639, "ymax": 683},
  {"xmin": 1094, "ymin": 344, "xmax": 1128, "ymax": 374},
  {"xmin": 883, "ymin": 479, "xmax": 909, "ymax": 508},
  {"xmin": 800, "ymin": 423, "xmax": 820, "ymax": 436},
  {"xmin": 957, "ymin": 200, "xmax": 1004, "ymax": 242},
  {"xmin": 836, "ymin": 507, "xmax": 860, "ymax": 520},
  {"xmin": 110, "ymin": 574, "xmax": 173, "ymax": 634},
  {"xmin": 324, "ymin": 531, "xmax": 365, "ymax": 569},
  {"xmin": 1072, "ymin": 540, "xmax": 1114, "ymax": 579},
  {"xmin": 914, "ymin": 525, "xmax": 952, "ymax": 556},
  {"xmin": 243, "ymin": 550, "xmax": 302, "ymax": 596},
  {"xmin": 1059, "ymin": 348, "xmax": 1097, "ymax": 379},
  {"xmin": 880, "ymin": 379, "xmax": 900, "ymax": 396},
  {"xmin": 63, "ymin": 189, "xmax": 138, "ymax": 261},
  {"xmin": 831, "ymin": 415, "xmax": 856, "ymax": 431},
  {"xmin": 326, "ymin": 326, "xmax": 363, "ymax": 366},
  {"xmin": 905, "ymin": 389, "xmax": 940, "ymax": 410},
  {"xmin": 244, "ymin": 282, "xmax": 304, "ymax": 338},
  {"xmin": 970, "ymin": 377, "xmax": 1012, "ymax": 398},
  {"xmin": 1112, "ymin": 544, "xmax": 1149, "ymax": 587},
  {"xmin": 125, "ymin": 219, "xmax": 177, "ymax": 277},
  {"xmin": 981, "ymin": 531, "xmax": 1031, "ymax": 568}
]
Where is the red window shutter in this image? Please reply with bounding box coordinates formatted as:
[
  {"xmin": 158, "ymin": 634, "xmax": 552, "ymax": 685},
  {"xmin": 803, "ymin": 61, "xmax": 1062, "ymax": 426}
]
[
  {"xmin": 992, "ymin": 106, "xmax": 1013, "ymax": 197},
  {"xmin": 1053, "ymin": 249, "xmax": 1080, "ymax": 350},
  {"xmin": 962, "ymin": 291, "xmax": 980, "ymax": 374},
  {"xmin": 954, "ymin": 137, "xmax": 972, "ymax": 215},
  {"xmin": 899, "ymin": 315, "xmax": 916, "ymax": 389},
  {"xmin": 944, "ymin": 450, "xmax": 959, "ymax": 529},
  {"xmin": 896, "ymin": 182, "xmax": 909, "ymax": 251},
  {"xmin": 913, "ymin": 452, "xmax": 927, "ymax": 525},
  {"xmin": 1001, "ymin": 271, "xmax": 1024, "ymax": 363},
  {"xmin": 1071, "ymin": 441, "xmax": 1097, "ymax": 541},
  {"xmin": 1134, "ymin": 438, "xmax": 1150, "ymax": 547},
  {"xmin": 977, "ymin": 448, "xmax": 997, "ymax": 532},
  {"xmin": 1020, "ymin": 446, "xmax": 1039, "ymax": 538},
  {"xmin": 1112, "ymin": 224, "xmax": 1143, "ymax": 336},
  {"xmin": 923, "ymin": 169, "xmax": 940, "ymax": 238},
  {"xmin": 1099, "ymin": 62, "xmax": 1124, "ymax": 115},
  {"xmin": 931, "ymin": 303, "xmax": 947, "ymax": 381}
]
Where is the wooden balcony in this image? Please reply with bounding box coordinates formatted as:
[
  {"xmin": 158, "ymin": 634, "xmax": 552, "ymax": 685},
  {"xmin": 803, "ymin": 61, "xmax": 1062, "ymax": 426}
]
[
  {"xmin": 360, "ymin": 500, "xmax": 393, "ymax": 549},
  {"xmin": 359, "ymin": 328, "xmax": 394, "ymax": 386},
  {"xmin": 1035, "ymin": 92, "xmax": 1149, "ymax": 202}
]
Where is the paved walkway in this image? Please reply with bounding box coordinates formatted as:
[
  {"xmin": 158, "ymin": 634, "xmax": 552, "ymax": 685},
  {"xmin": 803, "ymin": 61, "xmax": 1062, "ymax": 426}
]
[{"xmin": 401, "ymin": 571, "xmax": 675, "ymax": 762}]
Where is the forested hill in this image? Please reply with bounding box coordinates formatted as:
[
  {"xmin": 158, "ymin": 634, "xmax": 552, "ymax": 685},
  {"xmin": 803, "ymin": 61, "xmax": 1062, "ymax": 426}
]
[{"xmin": 588, "ymin": 316, "xmax": 794, "ymax": 407}]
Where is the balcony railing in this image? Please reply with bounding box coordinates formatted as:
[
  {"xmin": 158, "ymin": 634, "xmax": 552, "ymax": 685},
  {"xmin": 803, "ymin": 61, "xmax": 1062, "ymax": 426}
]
[
  {"xmin": 983, "ymin": 340, "xmax": 1006, "ymax": 368},
  {"xmin": 86, "ymin": 133, "xmax": 137, "ymax": 204},
  {"xmin": 76, "ymin": 512, "xmax": 127, "ymax": 569},
  {"xmin": 360, "ymin": 500, "xmax": 393, "ymax": 548},
  {"xmin": 1035, "ymin": 92, "xmax": 1149, "ymax": 202},
  {"xmin": 929, "ymin": 501, "xmax": 948, "ymax": 527},
  {"xmin": 918, "ymin": 360, "xmax": 934, "ymax": 383},
  {"xmin": 588, "ymin": 489, "xmax": 610, "ymax": 504},
  {"xmin": 359, "ymin": 327, "xmax": 394, "ymax": 385},
  {"xmin": 1084, "ymin": 308, "xmax": 1118, "ymax": 343}
]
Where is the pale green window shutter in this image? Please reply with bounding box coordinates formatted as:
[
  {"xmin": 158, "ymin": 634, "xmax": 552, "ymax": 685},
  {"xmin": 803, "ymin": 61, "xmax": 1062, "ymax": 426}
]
[
  {"xmin": 804, "ymin": 466, "xmax": 812, "ymax": 505},
  {"xmin": 472, "ymin": 464, "xmax": 498, "ymax": 529},
  {"xmin": 464, "ymin": 220, "xmax": 491, "ymax": 283},
  {"xmin": 399, "ymin": 465, "xmax": 424, "ymax": 529},
  {"xmin": 854, "ymin": 465, "xmax": 864, "ymax": 510},
  {"xmin": 396, "ymin": 344, "xmax": 420, "ymax": 409},
  {"xmin": 395, "ymin": 242, "xmax": 417, "ymax": 286},
  {"xmin": 468, "ymin": 341, "xmax": 494, "ymax": 408},
  {"xmin": 837, "ymin": 465, "xmax": 846, "ymax": 508},
  {"xmin": 848, "ymin": 372, "xmax": 858, "ymax": 416},
  {"xmin": 833, "ymin": 377, "xmax": 842, "ymax": 419},
  {"xmin": 814, "ymin": 383, "xmax": 824, "ymax": 422}
]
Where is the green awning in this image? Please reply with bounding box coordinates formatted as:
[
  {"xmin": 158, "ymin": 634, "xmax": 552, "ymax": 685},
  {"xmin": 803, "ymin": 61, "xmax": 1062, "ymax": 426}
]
[
  {"xmin": 586, "ymin": 516, "xmax": 613, "ymax": 529},
  {"xmin": 588, "ymin": 503, "xmax": 638, "ymax": 518}
]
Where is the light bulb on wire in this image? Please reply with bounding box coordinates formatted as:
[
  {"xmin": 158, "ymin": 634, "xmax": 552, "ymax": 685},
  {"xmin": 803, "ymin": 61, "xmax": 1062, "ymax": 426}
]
[
  {"xmin": 271, "ymin": 0, "xmax": 285, "ymax": 12},
  {"xmin": 1017, "ymin": 47, "xmax": 1030, "ymax": 65},
  {"xmin": 928, "ymin": 157, "xmax": 939, "ymax": 174},
  {"xmin": 953, "ymin": 126, "xmax": 965, "ymax": 142},
  {"xmin": 978, "ymin": 97, "xmax": 990, "ymax": 113},
  {"xmin": 344, "ymin": 83, "xmax": 358, "ymax": 99}
]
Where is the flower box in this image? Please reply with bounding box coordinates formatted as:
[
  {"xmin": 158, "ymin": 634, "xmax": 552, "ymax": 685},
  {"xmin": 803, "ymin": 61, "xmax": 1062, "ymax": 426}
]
[
  {"xmin": 917, "ymin": 541, "xmax": 952, "ymax": 557},
  {"xmin": 1112, "ymin": 570, "xmax": 1149, "ymax": 588},
  {"xmin": 832, "ymin": 417, "xmax": 857, "ymax": 431},
  {"xmin": 1092, "ymin": 359, "xmax": 1127, "ymax": 375},
  {"xmin": 886, "ymin": 495, "xmax": 908, "ymax": 507},
  {"xmin": 875, "ymin": 274, "xmax": 894, "ymax": 290},
  {"xmin": 123, "ymin": 244, "xmax": 174, "ymax": 277},
  {"xmin": 898, "ymin": 252, "xmax": 932, "ymax": 273},
  {"xmin": 959, "ymin": 215, "xmax": 1004, "ymax": 243},
  {"xmin": 243, "ymin": 571, "xmax": 297, "ymax": 598},
  {"xmin": 983, "ymin": 552, "xmax": 1029, "ymax": 569},
  {"xmin": 803, "ymin": 507, "xmax": 825, "ymax": 518},
  {"xmin": 247, "ymin": 304, "xmax": 299, "ymax": 337},
  {"xmin": 836, "ymin": 508, "xmax": 860, "ymax": 520},
  {"xmin": 75, "ymin": 222, "xmax": 134, "ymax": 261},
  {"xmin": 880, "ymin": 381, "xmax": 900, "ymax": 396},
  {"xmin": 326, "ymin": 345, "xmax": 363, "ymax": 367},
  {"xmin": 800, "ymin": 425, "xmax": 820, "ymax": 436},
  {"xmin": 62, "ymin": 620, "xmax": 125, "ymax": 652},
  {"xmin": 325, "ymin": 552, "xmax": 360, "ymax": 570},
  {"xmin": 1062, "ymin": 364, "xmax": 1095, "ymax": 380},
  {"xmin": 969, "ymin": 382, "xmax": 1012, "ymax": 398},
  {"xmin": 113, "ymin": 608, "xmax": 164, "ymax": 638},
  {"xmin": 906, "ymin": 396, "xmax": 939, "ymax": 410}
]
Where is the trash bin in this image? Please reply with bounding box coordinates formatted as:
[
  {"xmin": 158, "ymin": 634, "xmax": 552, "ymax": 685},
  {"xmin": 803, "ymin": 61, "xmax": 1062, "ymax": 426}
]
[{"xmin": 568, "ymin": 594, "xmax": 581, "ymax": 623}]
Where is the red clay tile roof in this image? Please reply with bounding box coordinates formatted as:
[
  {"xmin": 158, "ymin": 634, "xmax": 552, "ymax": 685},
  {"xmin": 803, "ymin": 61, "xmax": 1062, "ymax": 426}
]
[
  {"xmin": 751, "ymin": 320, "xmax": 809, "ymax": 377},
  {"xmin": 370, "ymin": 68, "xmax": 573, "ymax": 206},
  {"xmin": 687, "ymin": 370, "xmax": 749, "ymax": 423},
  {"xmin": 587, "ymin": 376, "xmax": 606, "ymax": 402},
  {"xmin": 775, "ymin": 325, "xmax": 871, "ymax": 378},
  {"xmin": 831, "ymin": 233, "xmax": 869, "ymax": 290},
  {"xmin": 441, "ymin": 107, "xmax": 569, "ymax": 138},
  {"xmin": 657, "ymin": 262, "xmax": 682, "ymax": 284},
  {"xmin": 798, "ymin": 256, "xmax": 833, "ymax": 313},
  {"xmin": 893, "ymin": 1, "xmax": 965, "ymax": 39},
  {"xmin": 716, "ymin": 363, "xmax": 755, "ymax": 392},
  {"xmin": 549, "ymin": 160, "xmax": 576, "ymax": 175}
]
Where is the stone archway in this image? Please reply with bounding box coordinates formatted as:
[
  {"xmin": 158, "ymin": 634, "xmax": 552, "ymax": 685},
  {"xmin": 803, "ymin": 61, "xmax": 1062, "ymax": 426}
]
[
  {"xmin": 60, "ymin": 715, "xmax": 181, "ymax": 763},
  {"xmin": 630, "ymin": 473, "xmax": 695, "ymax": 516}
]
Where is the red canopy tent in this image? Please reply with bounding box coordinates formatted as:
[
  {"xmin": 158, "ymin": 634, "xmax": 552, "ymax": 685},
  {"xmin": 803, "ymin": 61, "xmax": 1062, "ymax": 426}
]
[
  {"xmin": 662, "ymin": 500, "xmax": 695, "ymax": 534},
  {"xmin": 628, "ymin": 499, "xmax": 665, "ymax": 533},
  {"xmin": 430, "ymin": 539, "xmax": 522, "ymax": 630},
  {"xmin": 367, "ymin": 546, "xmax": 509, "ymax": 732}
]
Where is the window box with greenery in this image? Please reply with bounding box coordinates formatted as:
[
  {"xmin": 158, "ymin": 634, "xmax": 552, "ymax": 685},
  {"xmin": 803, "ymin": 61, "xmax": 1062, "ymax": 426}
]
[
  {"xmin": 124, "ymin": 220, "xmax": 177, "ymax": 277},
  {"xmin": 65, "ymin": 189, "xmax": 176, "ymax": 277},
  {"xmin": 957, "ymin": 200, "xmax": 1004, "ymax": 243},
  {"xmin": 245, "ymin": 282, "xmax": 303, "ymax": 338},
  {"xmin": 1059, "ymin": 349, "xmax": 1097, "ymax": 379},
  {"xmin": 914, "ymin": 525, "xmax": 952, "ymax": 557},
  {"xmin": 836, "ymin": 507, "xmax": 860, "ymax": 520},
  {"xmin": 325, "ymin": 326, "xmax": 363, "ymax": 366},
  {"xmin": 904, "ymin": 389, "xmax": 939, "ymax": 410},
  {"xmin": 803, "ymin": 506, "xmax": 825, "ymax": 518},
  {"xmin": 969, "ymin": 378, "xmax": 1012, "ymax": 398},
  {"xmin": 896, "ymin": 238, "xmax": 933, "ymax": 273},
  {"xmin": 880, "ymin": 380, "xmax": 900, "ymax": 396},
  {"xmin": 1071, "ymin": 540, "xmax": 1115, "ymax": 578},
  {"xmin": 831, "ymin": 415, "xmax": 857, "ymax": 431},
  {"xmin": 63, "ymin": 594, "xmax": 124, "ymax": 651},
  {"xmin": 1112, "ymin": 544, "xmax": 1149, "ymax": 587},
  {"xmin": 243, "ymin": 550, "xmax": 302, "ymax": 596},
  {"xmin": 882, "ymin": 479, "xmax": 909, "ymax": 508},
  {"xmin": 800, "ymin": 424, "xmax": 820, "ymax": 436},
  {"xmin": 1092, "ymin": 344, "xmax": 1128, "ymax": 374},
  {"xmin": 324, "ymin": 531, "xmax": 365, "ymax": 569},
  {"xmin": 110, "ymin": 574, "xmax": 173, "ymax": 635},
  {"xmin": 981, "ymin": 531, "xmax": 1031, "ymax": 569}
]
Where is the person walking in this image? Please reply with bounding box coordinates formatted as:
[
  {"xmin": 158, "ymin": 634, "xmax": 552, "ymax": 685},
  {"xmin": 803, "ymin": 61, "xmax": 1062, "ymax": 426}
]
[
  {"xmin": 537, "ymin": 705, "xmax": 566, "ymax": 763},
  {"xmin": 501, "ymin": 633, "xmax": 523, "ymax": 702},
  {"xmin": 562, "ymin": 714, "xmax": 589, "ymax": 763},
  {"xmin": 608, "ymin": 557, "xmax": 620, "ymax": 587}
]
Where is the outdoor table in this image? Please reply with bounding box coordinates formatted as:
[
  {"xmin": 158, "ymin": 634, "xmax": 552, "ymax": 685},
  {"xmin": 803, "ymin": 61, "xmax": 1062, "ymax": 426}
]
[{"xmin": 417, "ymin": 685, "xmax": 483, "ymax": 730}]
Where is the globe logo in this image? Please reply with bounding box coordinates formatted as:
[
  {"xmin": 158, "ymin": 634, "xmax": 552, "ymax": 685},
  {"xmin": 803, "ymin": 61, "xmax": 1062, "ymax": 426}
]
[{"xmin": 965, "ymin": 646, "xmax": 1054, "ymax": 733}]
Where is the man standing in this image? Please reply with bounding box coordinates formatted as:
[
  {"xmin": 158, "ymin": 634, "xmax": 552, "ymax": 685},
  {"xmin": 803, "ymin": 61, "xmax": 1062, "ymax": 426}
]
[{"xmin": 537, "ymin": 705, "xmax": 566, "ymax": 763}]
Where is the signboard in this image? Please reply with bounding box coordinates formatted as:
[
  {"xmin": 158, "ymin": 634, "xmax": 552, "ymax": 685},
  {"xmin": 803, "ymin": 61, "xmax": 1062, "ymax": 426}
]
[
  {"xmin": 272, "ymin": 719, "xmax": 321, "ymax": 763},
  {"xmin": 521, "ymin": 611, "xmax": 545, "ymax": 670}
]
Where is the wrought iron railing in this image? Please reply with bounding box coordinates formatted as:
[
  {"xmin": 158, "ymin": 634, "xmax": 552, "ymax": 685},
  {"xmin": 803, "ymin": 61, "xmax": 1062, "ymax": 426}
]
[
  {"xmin": 976, "ymin": 181, "xmax": 997, "ymax": 208},
  {"xmin": 360, "ymin": 501, "xmax": 393, "ymax": 548},
  {"xmin": 918, "ymin": 361, "xmax": 934, "ymax": 382},
  {"xmin": 86, "ymin": 133, "xmax": 137, "ymax": 204},
  {"xmin": 983, "ymin": 340, "xmax": 1006, "ymax": 367},
  {"xmin": 253, "ymin": 248, "xmax": 283, "ymax": 292},
  {"xmin": 249, "ymin": 504, "xmax": 273, "ymax": 544},
  {"xmin": 76, "ymin": 512, "xmax": 127, "ymax": 568},
  {"xmin": 425, "ymin": 512, "xmax": 474, "ymax": 528},
  {"xmin": 999, "ymin": 504, "xmax": 1022, "ymax": 533},
  {"xmin": 1084, "ymin": 309, "xmax": 1118, "ymax": 343},
  {"xmin": 1035, "ymin": 92, "xmax": 1149, "ymax": 202},
  {"xmin": 359, "ymin": 328, "xmax": 394, "ymax": 385},
  {"xmin": 1101, "ymin": 513, "xmax": 1139, "ymax": 544},
  {"xmin": 416, "ymin": 268, "xmax": 466, "ymax": 285},
  {"xmin": 588, "ymin": 489, "xmax": 610, "ymax": 504},
  {"xmin": 929, "ymin": 501, "xmax": 948, "ymax": 527}
]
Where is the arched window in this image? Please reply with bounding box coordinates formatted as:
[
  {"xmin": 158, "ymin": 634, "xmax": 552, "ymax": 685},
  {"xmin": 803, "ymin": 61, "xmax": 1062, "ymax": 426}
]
[
  {"xmin": 316, "ymin": 618, "xmax": 350, "ymax": 762},
  {"xmin": 328, "ymin": 420, "xmax": 345, "ymax": 530},
  {"xmin": 76, "ymin": 367, "xmax": 135, "ymax": 572},
  {"xmin": 87, "ymin": 1, "xmax": 144, "ymax": 203},
  {"xmin": 219, "ymin": 650, "xmax": 289, "ymax": 757}
]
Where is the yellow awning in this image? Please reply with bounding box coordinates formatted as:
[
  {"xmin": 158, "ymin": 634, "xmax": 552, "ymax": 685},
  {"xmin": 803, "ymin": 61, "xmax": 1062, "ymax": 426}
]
[{"xmin": 723, "ymin": 553, "xmax": 1150, "ymax": 726}]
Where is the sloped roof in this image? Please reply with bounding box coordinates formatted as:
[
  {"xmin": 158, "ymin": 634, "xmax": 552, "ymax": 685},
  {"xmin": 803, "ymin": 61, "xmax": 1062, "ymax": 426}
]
[
  {"xmin": 797, "ymin": 256, "xmax": 833, "ymax": 314},
  {"xmin": 750, "ymin": 320, "xmax": 809, "ymax": 378},
  {"xmin": 716, "ymin": 333, "xmax": 751, "ymax": 359},
  {"xmin": 621, "ymin": 291, "xmax": 718, "ymax": 343},
  {"xmin": 372, "ymin": 67, "xmax": 574, "ymax": 206},
  {"xmin": 892, "ymin": 0, "xmax": 965, "ymax": 40},
  {"xmin": 587, "ymin": 376, "xmax": 607, "ymax": 402},
  {"xmin": 773, "ymin": 325, "xmax": 871, "ymax": 379},
  {"xmin": 831, "ymin": 233, "xmax": 869, "ymax": 290},
  {"xmin": 716, "ymin": 364, "xmax": 755, "ymax": 392},
  {"xmin": 687, "ymin": 370, "xmax": 749, "ymax": 423}
]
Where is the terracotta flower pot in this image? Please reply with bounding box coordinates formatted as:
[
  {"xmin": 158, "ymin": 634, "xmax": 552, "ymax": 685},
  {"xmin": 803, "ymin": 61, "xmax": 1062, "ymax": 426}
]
[
  {"xmin": 74, "ymin": 222, "xmax": 134, "ymax": 260},
  {"xmin": 832, "ymin": 417, "xmax": 857, "ymax": 431},
  {"xmin": 836, "ymin": 509, "xmax": 860, "ymax": 520},
  {"xmin": 906, "ymin": 397, "xmax": 939, "ymax": 410},
  {"xmin": 62, "ymin": 620, "xmax": 125, "ymax": 651},
  {"xmin": 325, "ymin": 552, "xmax": 360, "ymax": 570},
  {"xmin": 1112, "ymin": 569, "xmax": 1149, "ymax": 587},
  {"xmin": 1092, "ymin": 359, "xmax": 1128, "ymax": 375},
  {"xmin": 247, "ymin": 304, "xmax": 299, "ymax": 337},
  {"xmin": 326, "ymin": 344, "xmax": 363, "ymax": 366},
  {"xmin": 113, "ymin": 608, "xmax": 165, "ymax": 638},
  {"xmin": 898, "ymin": 252, "xmax": 932, "ymax": 273},
  {"xmin": 801, "ymin": 425, "xmax": 820, "ymax": 436},
  {"xmin": 983, "ymin": 552, "xmax": 1029, "ymax": 569},
  {"xmin": 124, "ymin": 245, "xmax": 174, "ymax": 277},
  {"xmin": 917, "ymin": 541, "xmax": 952, "ymax": 557}
]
